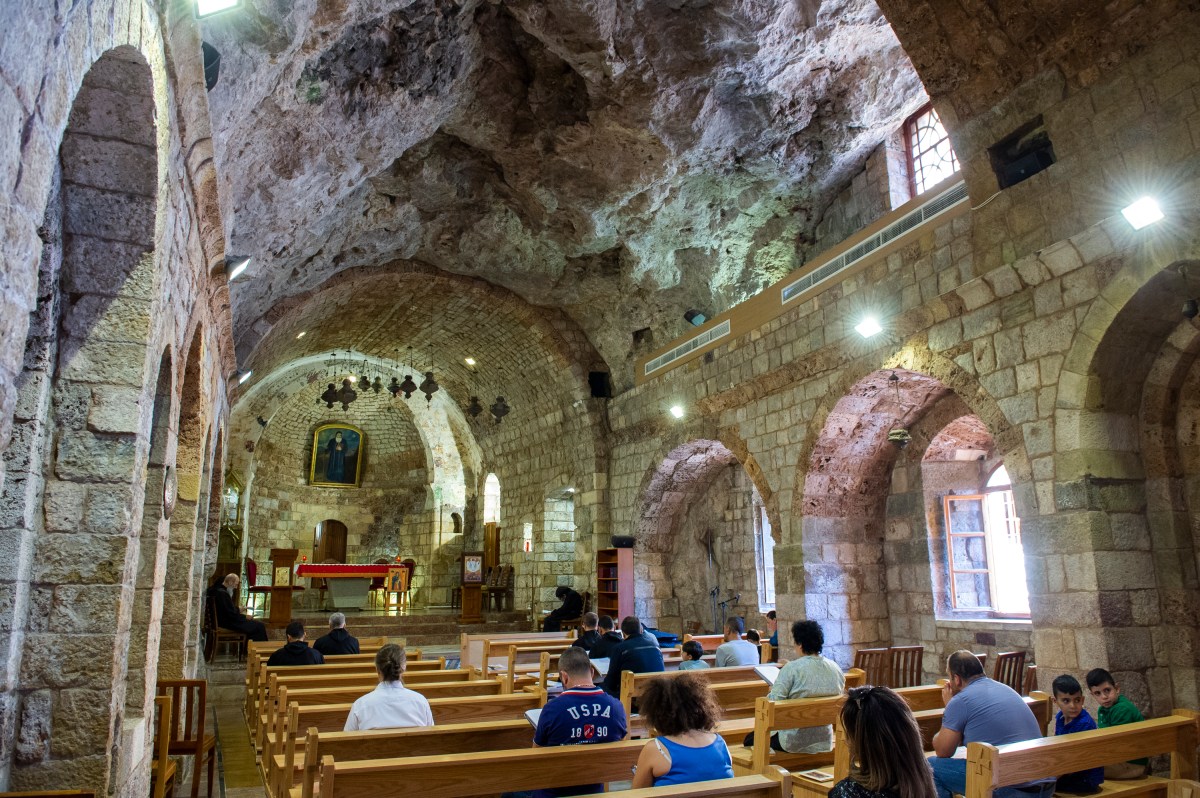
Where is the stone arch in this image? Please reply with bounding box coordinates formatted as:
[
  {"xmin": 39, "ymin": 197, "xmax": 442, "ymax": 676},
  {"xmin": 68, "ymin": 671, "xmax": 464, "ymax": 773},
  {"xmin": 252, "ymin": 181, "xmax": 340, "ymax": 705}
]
[
  {"xmin": 796, "ymin": 358, "xmax": 1032, "ymax": 666},
  {"xmin": 631, "ymin": 434, "xmax": 776, "ymax": 631},
  {"xmin": 7, "ymin": 44, "xmax": 167, "ymax": 794},
  {"xmin": 1051, "ymin": 257, "xmax": 1200, "ymax": 713}
]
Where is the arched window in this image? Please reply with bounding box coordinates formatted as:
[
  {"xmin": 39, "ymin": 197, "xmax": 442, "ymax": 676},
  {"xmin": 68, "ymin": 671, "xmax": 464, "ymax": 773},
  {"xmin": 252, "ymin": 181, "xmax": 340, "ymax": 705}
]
[
  {"xmin": 753, "ymin": 499, "xmax": 776, "ymax": 611},
  {"xmin": 484, "ymin": 473, "xmax": 501, "ymax": 524},
  {"xmin": 905, "ymin": 103, "xmax": 960, "ymax": 195},
  {"xmin": 943, "ymin": 463, "xmax": 1028, "ymax": 615}
]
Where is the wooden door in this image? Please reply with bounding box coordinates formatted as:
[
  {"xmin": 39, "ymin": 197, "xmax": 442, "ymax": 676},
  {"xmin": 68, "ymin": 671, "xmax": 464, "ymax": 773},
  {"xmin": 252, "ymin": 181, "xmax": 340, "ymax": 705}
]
[
  {"xmin": 314, "ymin": 519, "xmax": 348, "ymax": 563},
  {"xmin": 484, "ymin": 522, "xmax": 500, "ymax": 572}
]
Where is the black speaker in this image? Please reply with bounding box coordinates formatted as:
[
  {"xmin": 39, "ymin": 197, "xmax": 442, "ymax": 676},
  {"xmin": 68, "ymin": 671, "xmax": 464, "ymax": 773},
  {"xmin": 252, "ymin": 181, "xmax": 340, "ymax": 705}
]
[
  {"xmin": 611, "ymin": 535, "xmax": 635, "ymax": 549},
  {"xmin": 589, "ymin": 371, "xmax": 612, "ymax": 398}
]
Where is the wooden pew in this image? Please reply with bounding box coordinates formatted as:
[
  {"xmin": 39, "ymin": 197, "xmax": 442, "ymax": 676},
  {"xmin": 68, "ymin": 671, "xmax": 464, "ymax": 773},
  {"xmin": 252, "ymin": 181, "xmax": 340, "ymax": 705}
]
[
  {"xmin": 312, "ymin": 739, "xmax": 640, "ymax": 797},
  {"xmin": 252, "ymin": 662, "xmax": 456, "ymax": 721},
  {"xmin": 964, "ymin": 711, "xmax": 1200, "ymax": 798},
  {"xmin": 273, "ymin": 719, "xmax": 534, "ymax": 796},
  {"xmin": 316, "ymin": 749, "xmax": 791, "ymax": 798},
  {"xmin": 620, "ymin": 665, "xmax": 774, "ymax": 719},
  {"xmin": 459, "ymin": 630, "xmax": 571, "ymax": 674},
  {"xmin": 266, "ymin": 689, "xmax": 546, "ymax": 776}
]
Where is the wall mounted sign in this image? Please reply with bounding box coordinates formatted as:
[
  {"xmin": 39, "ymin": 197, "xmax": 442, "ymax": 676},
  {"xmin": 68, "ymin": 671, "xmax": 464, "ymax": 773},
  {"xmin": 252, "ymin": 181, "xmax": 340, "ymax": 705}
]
[{"xmin": 309, "ymin": 422, "xmax": 365, "ymax": 488}]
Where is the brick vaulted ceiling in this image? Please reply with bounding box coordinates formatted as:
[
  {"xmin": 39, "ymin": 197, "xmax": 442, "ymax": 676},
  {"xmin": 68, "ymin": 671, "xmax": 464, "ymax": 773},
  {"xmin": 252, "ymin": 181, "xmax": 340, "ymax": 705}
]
[{"xmin": 200, "ymin": 0, "xmax": 928, "ymax": 386}]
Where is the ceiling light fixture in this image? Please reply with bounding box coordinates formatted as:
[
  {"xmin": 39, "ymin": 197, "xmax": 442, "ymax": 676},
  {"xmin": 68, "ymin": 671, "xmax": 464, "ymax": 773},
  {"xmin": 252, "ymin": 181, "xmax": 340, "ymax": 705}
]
[
  {"xmin": 225, "ymin": 255, "xmax": 250, "ymax": 280},
  {"xmin": 855, "ymin": 316, "xmax": 883, "ymax": 338},
  {"xmin": 1121, "ymin": 196, "xmax": 1164, "ymax": 230},
  {"xmin": 465, "ymin": 357, "xmax": 476, "ymax": 366},
  {"xmin": 195, "ymin": 0, "xmax": 240, "ymax": 18},
  {"xmin": 236, "ymin": 370, "xmax": 252, "ymax": 385},
  {"xmin": 669, "ymin": 405, "xmax": 685, "ymax": 419},
  {"xmin": 296, "ymin": 331, "xmax": 307, "ymax": 339}
]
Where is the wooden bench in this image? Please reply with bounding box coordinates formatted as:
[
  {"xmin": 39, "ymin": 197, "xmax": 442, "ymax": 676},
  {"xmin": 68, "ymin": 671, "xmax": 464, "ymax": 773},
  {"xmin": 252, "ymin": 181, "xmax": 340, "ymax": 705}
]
[
  {"xmin": 252, "ymin": 662, "xmax": 457, "ymax": 721},
  {"xmin": 459, "ymin": 630, "xmax": 571, "ymax": 674},
  {"xmin": 272, "ymin": 719, "xmax": 535, "ymax": 796},
  {"xmin": 574, "ymin": 772, "xmax": 792, "ymax": 798},
  {"xmin": 310, "ymin": 739, "xmax": 644, "ymax": 798},
  {"xmin": 964, "ymin": 711, "xmax": 1200, "ymax": 798},
  {"xmin": 266, "ymin": 689, "xmax": 547, "ymax": 769},
  {"xmin": 684, "ymin": 633, "xmax": 774, "ymax": 663},
  {"xmin": 620, "ymin": 665, "xmax": 776, "ymax": 719}
]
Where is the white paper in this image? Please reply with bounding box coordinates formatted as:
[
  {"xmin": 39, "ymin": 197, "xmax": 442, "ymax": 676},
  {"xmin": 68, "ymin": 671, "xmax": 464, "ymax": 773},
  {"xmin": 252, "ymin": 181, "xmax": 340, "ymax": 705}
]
[
  {"xmin": 525, "ymin": 708, "xmax": 542, "ymax": 727},
  {"xmin": 590, "ymin": 657, "xmax": 611, "ymax": 677},
  {"xmin": 754, "ymin": 664, "xmax": 780, "ymax": 685}
]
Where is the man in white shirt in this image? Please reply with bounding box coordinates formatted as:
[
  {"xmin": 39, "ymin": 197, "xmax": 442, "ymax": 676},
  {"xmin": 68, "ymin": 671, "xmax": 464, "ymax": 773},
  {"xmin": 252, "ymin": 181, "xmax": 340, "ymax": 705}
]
[
  {"xmin": 344, "ymin": 643, "xmax": 434, "ymax": 731},
  {"xmin": 714, "ymin": 617, "xmax": 759, "ymax": 667}
]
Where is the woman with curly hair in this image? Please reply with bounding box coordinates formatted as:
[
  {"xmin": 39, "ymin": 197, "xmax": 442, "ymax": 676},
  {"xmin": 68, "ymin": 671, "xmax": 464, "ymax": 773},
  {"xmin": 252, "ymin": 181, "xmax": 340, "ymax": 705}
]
[
  {"xmin": 630, "ymin": 673, "xmax": 735, "ymax": 787},
  {"xmin": 830, "ymin": 686, "xmax": 937, "ymax": 798}
]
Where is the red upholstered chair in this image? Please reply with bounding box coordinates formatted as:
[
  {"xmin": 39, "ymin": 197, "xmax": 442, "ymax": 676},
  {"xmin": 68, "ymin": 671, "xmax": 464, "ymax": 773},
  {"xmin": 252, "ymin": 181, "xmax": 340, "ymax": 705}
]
[
  {"xmin": 369, "ymin": 557, "xmax": 391, "ymax": 607},
  {"xmin": 245, "ymin": 557, "xmax": 271, "ymax": 615}
]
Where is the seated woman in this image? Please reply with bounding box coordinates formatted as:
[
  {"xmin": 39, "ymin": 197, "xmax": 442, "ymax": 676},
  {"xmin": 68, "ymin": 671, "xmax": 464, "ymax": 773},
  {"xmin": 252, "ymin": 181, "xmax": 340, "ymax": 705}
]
[
  {"xmin": 630, "ymin": 673, "xmax": 734, "ymax": 788},
  {"xmin": 344, "ymin": 643, "xmax": 434, "ymax": 731},
  {"xmin": 830, "ymin": 685, "xmax": 936, "ymax": 798}
]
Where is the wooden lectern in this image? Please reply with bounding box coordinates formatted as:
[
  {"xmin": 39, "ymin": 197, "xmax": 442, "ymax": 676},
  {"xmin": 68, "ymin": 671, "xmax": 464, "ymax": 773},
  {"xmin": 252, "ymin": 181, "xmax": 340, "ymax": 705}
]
[
  {"xmin": 460, "ymin": 551, "xmax": 484, "ymax": 624},
  {"xmin": 268, "ymin": 548, "xmax": 299, "ymax": 628}
]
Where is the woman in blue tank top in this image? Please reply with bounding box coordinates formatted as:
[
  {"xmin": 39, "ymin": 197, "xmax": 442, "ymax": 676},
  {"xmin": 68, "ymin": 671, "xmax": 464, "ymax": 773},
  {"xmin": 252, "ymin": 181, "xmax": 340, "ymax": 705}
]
[{"xmin": 630, "ymin": 673, "xmax": 735, "ymax": 787}]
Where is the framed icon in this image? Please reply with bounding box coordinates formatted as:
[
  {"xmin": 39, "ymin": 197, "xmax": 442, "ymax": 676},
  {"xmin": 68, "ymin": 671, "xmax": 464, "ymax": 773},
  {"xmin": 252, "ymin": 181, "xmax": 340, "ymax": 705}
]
[
  {"xmin": 461, "ymin": 551, "xmax": 484, "ymax": 584},
  {"xmin": 309, "ymin": 423, "xmax": 365, "ymax": 488}
]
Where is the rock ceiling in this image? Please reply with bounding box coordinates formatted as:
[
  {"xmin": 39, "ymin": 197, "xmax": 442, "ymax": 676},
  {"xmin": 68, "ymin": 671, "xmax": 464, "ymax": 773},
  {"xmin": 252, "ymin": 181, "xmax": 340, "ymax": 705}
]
[{"xmin": 202, "ymin": 0, "xmax": 925, "ymax": 388}]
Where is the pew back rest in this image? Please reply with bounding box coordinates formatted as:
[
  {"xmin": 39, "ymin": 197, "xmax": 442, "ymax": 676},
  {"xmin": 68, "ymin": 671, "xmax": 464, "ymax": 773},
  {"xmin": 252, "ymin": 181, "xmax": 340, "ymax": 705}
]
[
  {"xmin": 964, "ymin": 711, "xmax": 1200, "ymax": 798},
  {"xmin": 319, "ymin": 738, "xmax": 648, "ymax": 798},
  {"xmin": 283, "ymin": 678, "xmax": 502, "ymax": 707},
  {"xmin": 749, "ymin": 693, "xmax": 845, "ymax": 772},
  {"xmin": 574, "ymin": 769, "xmax": 794, "ymax": 798},
  {"xmin": 460, "ymin": 631, "xmax": 572, "ymax": 673},
  {"xmin": 620, "ymin": 665, "xmax": 766, "ymax": 718}
]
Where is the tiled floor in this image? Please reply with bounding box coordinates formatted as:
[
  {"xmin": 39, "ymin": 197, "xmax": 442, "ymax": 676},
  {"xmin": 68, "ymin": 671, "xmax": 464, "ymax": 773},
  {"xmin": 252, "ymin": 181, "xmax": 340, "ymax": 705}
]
[{"xmin": 213, "ymin": 693, "xmax": 267, "ymax": 798}]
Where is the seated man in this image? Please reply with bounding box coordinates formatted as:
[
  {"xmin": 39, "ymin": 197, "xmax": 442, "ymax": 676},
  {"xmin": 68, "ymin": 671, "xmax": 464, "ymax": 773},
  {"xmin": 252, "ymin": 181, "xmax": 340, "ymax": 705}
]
[
  {"xmin": 600, "ymin": 616, "xmax": 664, "ymax": 697},
  {"xmin": 744, "ymin": 619, "xmax": 843, "ymax": 751},
  {"xmin": 542, "ymin": 585, "xmax": 583, "ymax": 632},
  {"xmin": 929, "ymin": 650, "xmax": 1054, "ymax": 798},
  {"xmin": 207, "ymin": 573, "xmax": 268, "ymax": 641},
  {"xmin": 267, "ymin": 621, "xmax": 325, "ymax": 666},
  {"xmin": 532, "ymin": 646, "xmax": 628, "ymax": 797},
  {"xmin": 587, "ymin": 615, "xmax": 624, "ymax": 660},
  {"xmin": 313, "ymin": 612, "xmax": 359, "ymax": 656},
  {"xmin": 714, "ymin": 617, "xmax": 759, "ymax": 667},
  {"xmin": 571, "ymin": 612, "xmax": 601, "ymax": 653},
  {"xmin": 345, "ymin": 643, "xmax": 434, "ymax": 730}
]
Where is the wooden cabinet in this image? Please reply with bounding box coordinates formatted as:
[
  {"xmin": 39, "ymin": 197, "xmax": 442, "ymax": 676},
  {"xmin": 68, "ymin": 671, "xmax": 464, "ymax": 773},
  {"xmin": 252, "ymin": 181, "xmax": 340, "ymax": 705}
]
[{"xmin": 596, "ymin": 547, "xmax": 633, "ymax": 620}]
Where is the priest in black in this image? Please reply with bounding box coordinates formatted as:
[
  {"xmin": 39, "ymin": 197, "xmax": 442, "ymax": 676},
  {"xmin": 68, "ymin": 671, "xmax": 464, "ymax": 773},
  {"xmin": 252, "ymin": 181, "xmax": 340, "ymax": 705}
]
[
  {"xmin": 313, "ymin": 612, "xmax": 360, "ymax": 656},
  {"xmin": 267, "ymin": 620, "xmax": 325, "ymax": 666},
  {"xmin": 207, "ymin": 573, "xmax": 268, "ymax": 641},
  {"xmin": 542, "ymin": 585, "xmax": 584, "ymax": 632}
]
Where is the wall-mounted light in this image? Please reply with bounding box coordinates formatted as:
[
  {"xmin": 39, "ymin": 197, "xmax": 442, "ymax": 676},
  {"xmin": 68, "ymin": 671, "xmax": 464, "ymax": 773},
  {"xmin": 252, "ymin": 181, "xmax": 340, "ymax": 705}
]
[
  {"xmin": 1121, "ymin": 197, "xmax": 1163, "ymax": 230},
  {"xmin": 465, "ymin": 357, "xmax": 477, "ymax": 367},
  {"xmin": 225, "ymin": 255, "xmax": 250, "ymax": 280},
  {"xmin": 195, "ymin": 0, "xmax": 240, "ymax": 18},
  {"xmin": 296, "ymin": 331, "xmax": 307, "ymax": 339},
  {"xmin": 236, "ymin": 370, "xmax": 252, "ymax": 385},
  {"xmin": 855, "ymin": 316, "xmax": 883, "ymax": 338},
  {"xmin": 669, "ymin": 405, "xmax": 685, "ymax": 419}
]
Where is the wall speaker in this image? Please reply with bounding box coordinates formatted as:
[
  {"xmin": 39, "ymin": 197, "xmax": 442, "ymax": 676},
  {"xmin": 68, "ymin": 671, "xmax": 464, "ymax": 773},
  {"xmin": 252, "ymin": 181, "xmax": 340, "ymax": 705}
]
[{"xmin": 611, "ymin": 535, "xmax": 635, "ymax": 549}]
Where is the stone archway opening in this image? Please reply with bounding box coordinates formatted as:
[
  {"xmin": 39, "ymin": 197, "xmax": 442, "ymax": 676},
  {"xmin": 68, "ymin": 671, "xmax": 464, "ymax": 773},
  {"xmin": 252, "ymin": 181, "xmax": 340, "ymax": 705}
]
[{"xmin": 634, "ymin": 440, "xmax": 768, "ymax": 634}]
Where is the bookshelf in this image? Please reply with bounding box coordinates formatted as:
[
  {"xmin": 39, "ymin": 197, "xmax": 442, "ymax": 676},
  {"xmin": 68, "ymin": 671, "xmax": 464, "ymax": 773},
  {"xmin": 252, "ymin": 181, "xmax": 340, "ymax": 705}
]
[{"xmin": 596, "ymin": 547, "xmax": 633, "ymax": 620}]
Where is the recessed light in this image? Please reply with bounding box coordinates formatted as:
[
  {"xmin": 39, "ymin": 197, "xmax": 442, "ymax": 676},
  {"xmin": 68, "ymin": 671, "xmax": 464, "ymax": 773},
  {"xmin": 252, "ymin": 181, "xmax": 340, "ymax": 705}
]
[
  {"xmin": 346, "ymin": 375, "xmax": 357, "ymax": 383},
  {"xmin": 855, "ymin": 317, "xmax": 883, "ymax": 338},
  {"xmin": 465, "ymin": 357, "xmax": 476, "ymax": 366},
  {"xmin": 669, "ymin": 405, "xmax": 685, "ymax": 419},
  {"xmin": 195, "ymin": 0, "xmax": 240, "ymax": 18},
  {"xmin": 225, "ymin": 255, "xmax": 250, "ymax": 280},
  {"xmin": 236, "ymin": 370, "xmax": 252, "ymax": 385},
  {"xmin": 296, "ymin": 331, "xmax": 307, "ymax": 339},
  {"xmin": 1121, "ymin": 197, "xmax": 1163, "ymax": 230}
]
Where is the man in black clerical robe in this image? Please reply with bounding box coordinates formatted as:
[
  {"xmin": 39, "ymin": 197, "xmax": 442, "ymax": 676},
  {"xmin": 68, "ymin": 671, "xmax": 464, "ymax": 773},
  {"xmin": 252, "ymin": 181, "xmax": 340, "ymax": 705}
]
[
  {"xmin": 313, "ymin": 612, "xmax": 360, "ymax": 656},
  {"xmin": 207, "ymin": 573, "xmax": 268, "ymax": 641},
  {"xmin": 542, "ymin": 585, "xmax": 583, "ymax": 632}
]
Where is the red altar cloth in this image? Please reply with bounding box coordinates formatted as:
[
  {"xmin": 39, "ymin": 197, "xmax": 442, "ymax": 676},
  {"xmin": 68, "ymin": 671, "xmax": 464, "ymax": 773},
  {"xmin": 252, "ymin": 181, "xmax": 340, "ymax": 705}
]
[{"xmin": 295, "ymin": 563, "xmax": 393, "ymax": 578}]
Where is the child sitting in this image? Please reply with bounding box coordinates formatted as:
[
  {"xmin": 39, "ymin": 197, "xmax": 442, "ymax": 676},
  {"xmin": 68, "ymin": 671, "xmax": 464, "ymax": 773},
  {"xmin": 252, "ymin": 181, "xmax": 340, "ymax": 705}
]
[
  {"xmin": 678, "ymin": 640, "xmax": 710, "ymax": 670},
  {"xmin": 1051, "ymin": 674, "xmax": 1103, "ymax": 793},
  {"xmin": 746, "ymin": 629, "xmax": 761, "ymax": 645},
  {"xmin": 1086, "ymin": 668, "xmax": 1149, "ymax": 779}
]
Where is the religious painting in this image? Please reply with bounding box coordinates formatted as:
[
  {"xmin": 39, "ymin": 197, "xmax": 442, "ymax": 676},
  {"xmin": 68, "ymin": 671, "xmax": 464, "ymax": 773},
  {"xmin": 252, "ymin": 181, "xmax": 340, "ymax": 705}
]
[
  {"xmin": 462, "ymin": 552, "xmax": 485, "ymax": 584},
  {"xmin": 309, "ymin": 423, "xmax": 365, "ymax": 488}
]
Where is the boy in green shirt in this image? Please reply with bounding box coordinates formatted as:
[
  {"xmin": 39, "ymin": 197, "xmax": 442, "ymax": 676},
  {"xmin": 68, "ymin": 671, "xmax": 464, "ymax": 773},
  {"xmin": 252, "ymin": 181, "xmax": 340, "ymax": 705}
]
[{"xmin": 1085, "ymin": 668, "xmax": 1149, "ymax": 779}]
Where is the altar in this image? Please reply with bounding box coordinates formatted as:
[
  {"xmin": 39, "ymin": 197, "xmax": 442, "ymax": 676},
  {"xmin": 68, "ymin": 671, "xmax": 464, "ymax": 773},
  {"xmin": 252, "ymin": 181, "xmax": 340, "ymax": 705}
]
[{"xmin": 295, "ymin": 563, "xmax": 408, "ymax": 610}]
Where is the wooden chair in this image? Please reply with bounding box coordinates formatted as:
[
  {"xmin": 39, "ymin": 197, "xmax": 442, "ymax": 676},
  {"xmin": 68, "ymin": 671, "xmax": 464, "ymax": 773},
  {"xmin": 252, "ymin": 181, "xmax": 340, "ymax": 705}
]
[
  {"xmin": 151, "ymin": 694, "xmax": 176, "ymax": 798},
  {"xmin": 991, "ymin": 651, "xmax": 1026, "ymax": 692},
  {"xmin": 974, "ymin": 652, "xmax": 988, "ymax": 671},
  {"xmin": 853, "ymin": 647, "xmax": 892, "ymax": 687},
  {"xmin": 156, "ymin": 679, "xmax": 217, "ymax": 798},
  {"xmin": 1022, "ymin": 664, "xmax": 1037, "ymax": 695},
  {"xmin": 203, "ymin": 595, "xmax": 246, "ymax": 663},
  {"xmin": 368, "ymin": 557, "xmax": 390, "ymax": 607},
  {"xmin": 889, "ymin": 645, "xmax": 924, "ymax": 688}
]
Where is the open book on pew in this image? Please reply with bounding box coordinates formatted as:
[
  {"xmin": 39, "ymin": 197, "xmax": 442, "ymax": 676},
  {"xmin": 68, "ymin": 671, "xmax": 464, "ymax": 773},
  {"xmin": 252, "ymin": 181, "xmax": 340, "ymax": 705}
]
[
  {"xmin": 754, "ymin": 664, "xmax": 780, "ymax": 685},
  {"xmin": 589, "ymin": 658, "xmax": 610, "ymax": 677},
  {"xmin": 525, "ymin": 708, "xmax": 542, "ymax": 728}
]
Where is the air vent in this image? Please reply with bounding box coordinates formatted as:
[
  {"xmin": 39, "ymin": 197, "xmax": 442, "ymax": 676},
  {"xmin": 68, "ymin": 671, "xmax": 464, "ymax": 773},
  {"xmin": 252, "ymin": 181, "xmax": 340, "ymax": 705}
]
[
  {"xmin": 781, "ymin": 181, "xmax": 969, "ymax": 305},
  {"xmin": 644, "ymin": 319, "xmax": 731, "ymax": 377}
]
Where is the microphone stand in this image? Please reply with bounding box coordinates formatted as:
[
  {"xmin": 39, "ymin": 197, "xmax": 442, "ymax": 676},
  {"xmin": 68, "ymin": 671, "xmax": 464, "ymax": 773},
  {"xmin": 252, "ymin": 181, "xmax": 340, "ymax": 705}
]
[{"xmin": 716, "ymin": 592, "xmax": 741, "ymax": 633}]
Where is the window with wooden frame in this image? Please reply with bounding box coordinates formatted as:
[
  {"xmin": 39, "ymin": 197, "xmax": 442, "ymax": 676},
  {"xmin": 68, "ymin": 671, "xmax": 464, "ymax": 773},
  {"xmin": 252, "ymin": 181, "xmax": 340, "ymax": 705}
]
[
  {"xmin": 906, "ymin": 103, "xmax": 960, "ymax": 196},
  {"xmin": 943, "ymin": 465, "xmax": 1029, "ymax": 616}
]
